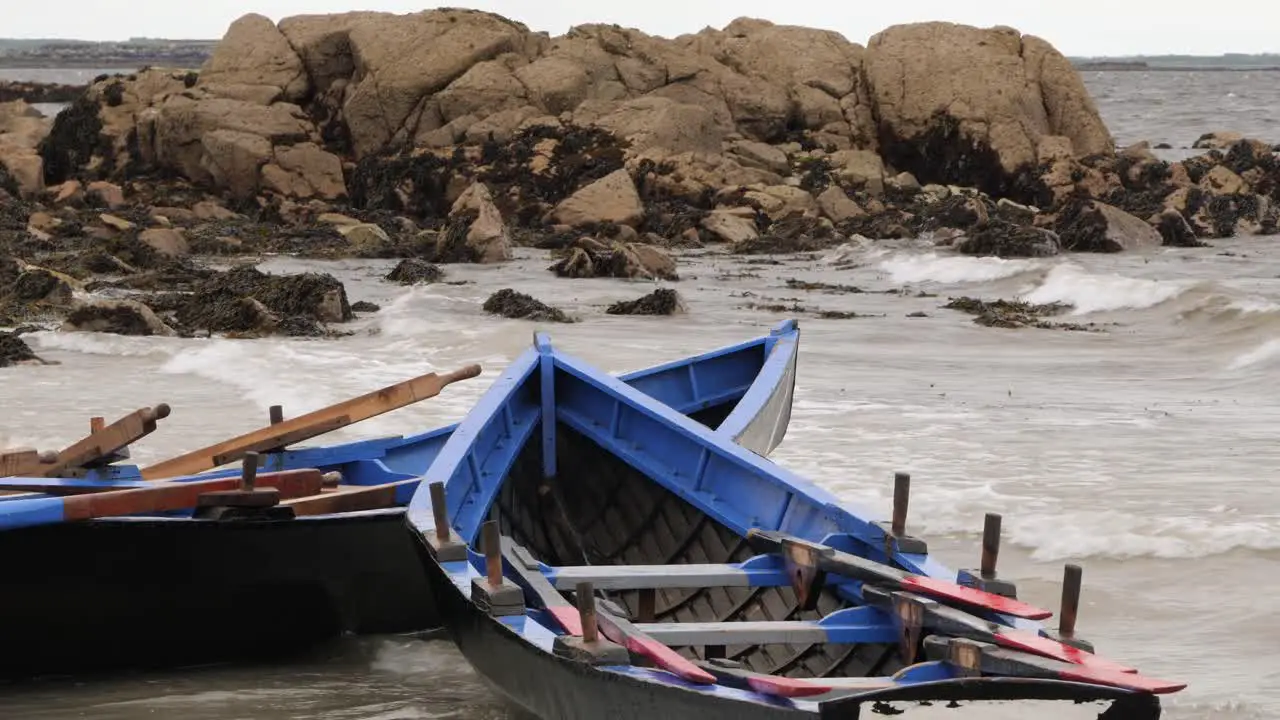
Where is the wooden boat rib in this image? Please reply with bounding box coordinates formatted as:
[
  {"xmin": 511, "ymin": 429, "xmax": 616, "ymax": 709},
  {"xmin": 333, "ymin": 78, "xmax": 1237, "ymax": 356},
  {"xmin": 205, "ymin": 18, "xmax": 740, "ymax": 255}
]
[
  {"xmin": 0, "ymin": 321, "xmax": 801, "ymax": 683},
  {"xmin": 409, "ymin": 320, "xmax": 1185, "ymax": 720}
]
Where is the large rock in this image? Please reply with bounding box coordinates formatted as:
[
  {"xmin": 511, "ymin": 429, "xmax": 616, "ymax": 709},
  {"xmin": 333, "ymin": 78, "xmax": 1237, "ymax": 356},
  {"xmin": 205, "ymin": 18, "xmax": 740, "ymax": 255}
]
[
  {"xmin": 552, "ymin": 169, "xmax": 644, "ymax": 227},
  {"xmin": 864, "ymin": 23, "xmax": 1112, "ymax": 197},
  {"xmin": 444, "ymin": 182, "xmax": 512, "ymax": 263},
  {"xmin": 199, "ymin": 13, "xmax": 310, "ymax": 104},
  {"xmin": 0, "ymin": 100, "xmax": 52, "ymax": 196}
]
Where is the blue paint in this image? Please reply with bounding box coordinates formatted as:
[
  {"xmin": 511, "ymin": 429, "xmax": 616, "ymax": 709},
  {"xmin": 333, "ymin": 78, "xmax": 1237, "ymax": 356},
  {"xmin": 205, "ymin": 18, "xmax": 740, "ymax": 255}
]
[
  {"xmin": 536, "ymin": 332, "xmax": 557, "ymax": 480},
  {"xmin": 0, "ymin": 496, "xmax": 65, "ymax": 530},
  {"xmin": 715, "ymin": 321, "xmax": 797, "ymax": 445}
]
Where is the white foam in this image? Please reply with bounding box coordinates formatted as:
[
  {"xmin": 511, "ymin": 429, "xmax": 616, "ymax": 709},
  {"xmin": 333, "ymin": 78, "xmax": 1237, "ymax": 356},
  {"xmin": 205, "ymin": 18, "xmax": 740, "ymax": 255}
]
[
  {"xmin": 1228, "ymin": 338, "xmax": 1280, "ymax": 370},
  {"xmin": 878, "ymin": 252, "xmax": 1042, "ymax": 285},
  {"xmin": 25, "ymin": 330, "xmax": 184, "ymax": 357},
  {"xmin": 1007, "ymin": 509, "xmax": 1280, "ymax": 561},
  {"xmin": 1225, "ymin": 297, "xmax": 1280, "ymax": 315},
  {"xmin": 1020, "ymin": 264, "xmax": 1195, "ymax": 314}
]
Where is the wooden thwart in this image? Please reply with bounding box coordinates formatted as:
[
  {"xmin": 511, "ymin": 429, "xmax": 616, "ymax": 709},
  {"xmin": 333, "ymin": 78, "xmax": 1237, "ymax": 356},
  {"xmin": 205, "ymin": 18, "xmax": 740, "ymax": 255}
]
[
  {"xmin": 1, "ymin": 405, "xmax": 171, "ymax": 479},
  {"xmin": 282, "ymin": 478, "xmax": 420, "ymax": 516},
  {"xmin": 139, "ymin": 364, "xmax": 482, "ymax": 480}
]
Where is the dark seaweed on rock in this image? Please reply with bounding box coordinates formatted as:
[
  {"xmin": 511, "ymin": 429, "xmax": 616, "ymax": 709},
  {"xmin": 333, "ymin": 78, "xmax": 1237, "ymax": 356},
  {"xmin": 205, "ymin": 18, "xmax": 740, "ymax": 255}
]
[
  {"xmin": 64, "ymin": 304, "xmax": 157, "ymax": 336},
  {"xmin": 482, "ymin": 288, "xmax": 575, "ymax": 323},
  {"xmin": 0, "ymin": 331, "xmax": 41, "ymax": 367},
  {"xmin": 38, "ymin": 94, "xmax": 108, "ymax": 185},
  {"xmin": 606, "ymin": 288, "xmax": 683, "ymax": 316},
  {"xmin": 385, "ymin": 258, "xmax": 444, "ymax": 285},
  {"xmin": 958, "ymin": 220, "xmax": 1061, "ymax": 258},
  {"xmin": 944, "ymin": 296, "xmax": 1095, "ymax": 331}
]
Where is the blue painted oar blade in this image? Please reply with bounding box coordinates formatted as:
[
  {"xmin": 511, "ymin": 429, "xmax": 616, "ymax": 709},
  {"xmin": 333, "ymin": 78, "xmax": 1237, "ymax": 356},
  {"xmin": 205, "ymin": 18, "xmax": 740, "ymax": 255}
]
[{"xmin": 0, "ymin": 496, "xmax": 65, "ymax": 530}]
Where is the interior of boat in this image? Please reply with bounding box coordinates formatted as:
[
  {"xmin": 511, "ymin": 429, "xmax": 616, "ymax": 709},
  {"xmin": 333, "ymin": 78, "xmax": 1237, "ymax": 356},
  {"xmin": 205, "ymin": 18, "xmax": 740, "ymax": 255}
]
[{"xmin": 490, "ymin": 410, "xmax": 894, "ymax": 682}]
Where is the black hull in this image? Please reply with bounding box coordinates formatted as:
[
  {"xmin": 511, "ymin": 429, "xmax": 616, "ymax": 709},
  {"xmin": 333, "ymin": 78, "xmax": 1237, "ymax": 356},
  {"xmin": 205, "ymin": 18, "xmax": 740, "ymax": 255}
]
[{"xmin": 0, "ymin": 510, "xmax": 434, "ymax": 684}]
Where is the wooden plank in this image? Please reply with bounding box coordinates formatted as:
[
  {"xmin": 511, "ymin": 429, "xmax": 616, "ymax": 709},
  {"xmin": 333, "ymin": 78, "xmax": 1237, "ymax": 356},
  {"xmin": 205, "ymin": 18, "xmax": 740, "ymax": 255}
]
[
  {"xmin": 62, "ymin": 469, "xmax": 325, "ymax": 521},
  {"xmin": 139, "ymin": 364, "xmax": 481, "ymax": 480},
  {"xmin": 547, "ymin": 561, "xmax": 787, "ymax": 590},
  {"xmin": 0, "ymin": 469, "xmax": 326, "ymax": 531},
  {"xmin": 282, "ymin": 478, "xmax": 420, "ymax": 516},
  {"xmin": 1, "ymin": 406, "xmax": 171, "ymax": 479}
]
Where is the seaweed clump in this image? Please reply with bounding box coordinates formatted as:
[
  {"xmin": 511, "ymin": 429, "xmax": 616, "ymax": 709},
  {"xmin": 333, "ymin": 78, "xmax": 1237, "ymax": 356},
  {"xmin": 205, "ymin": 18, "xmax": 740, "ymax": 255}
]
[
  {"xmin": 606, "ymin": 288, "xmax": 683, "ymax": 316},
  {"xmin": 482, "ymin": 289, "xmax": 575, "ymax": 323},
  {"xmin": 943, "ymin": 296, "xmax": 1097, "ymax": 331}
]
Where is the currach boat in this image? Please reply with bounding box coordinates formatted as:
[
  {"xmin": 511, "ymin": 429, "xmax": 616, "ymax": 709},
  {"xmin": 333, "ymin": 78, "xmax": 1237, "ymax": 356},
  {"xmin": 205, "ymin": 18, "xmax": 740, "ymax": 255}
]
[
  {"xmin": 0, "ymin": 319, "xmax": 800, "ymax": 683},
  {"xmin": 409, "ymin": 320, "xmax": 1186, "ymax": 720}
]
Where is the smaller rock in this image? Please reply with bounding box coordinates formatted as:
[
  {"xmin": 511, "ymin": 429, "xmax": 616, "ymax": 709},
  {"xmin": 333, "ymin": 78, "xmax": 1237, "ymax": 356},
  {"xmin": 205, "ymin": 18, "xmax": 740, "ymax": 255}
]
[
  {"xmin": 1155, "ymin": 208, "xmax": 1205, "ymax": 248},
  {"xmin": 86, "ymin": 181, "xmax": 126, "ymax": 209},
  {"xmin": 385, "ymin": 259, "xmax": 444, "ymax": 285},
  {"xmin": 701, "ymin": 209, "xmax": 759, "ymax": 243},
  {"xmin": 1055, "ymin": 200, "xmax": 1162, "ymax": 253},
  {"xmin": 351, "ymin": 300, "xmax": 382, "ymax": 313},
  {"xmin": 99, "ymin": 214, "xmax": 134, "ymax": 232},
  {"xmin": 482, "ymin": 289, "xmax": 575, "ymax": 323},
  {"xmin": 816, "ymin": 186, "xmax": 864, "ymax": 223},
  {"xmin": 995, "ymin": 198, "xmax": 1038, "ymax": 224},
  {"xmin": 337, "ymin": 223, "xmax": 391, "ymax": 256},
  {"xmin": 139, "ymin": 228, "xmax": 190, "ymax": 258},
  {"xmin": 50, "ymin": 180, "xmax": 84, "ymax": 206},
  {"xmin": 887, "ymin": 171, "xmax": 921, "ymax": 195},
  {"xmin": 955, "ymin": 221, "xmax": 1061, "ymax": 258},
  {"xmin": 606, "ymin": 288, "xmax": 685, "ymax": 316},
  {"xmin": 63, "ymin": 299, "xmax": 175, "ymax": 336},
  {"xmin": 0, "ymin": 330, "xmax": 48, "ymax": 367},
  {"xmin": 192, "ymin": 201, "xmax": 240, "ymax": 221},
  {"xmin": 1192, "ymin": 131, "xmax": 1244, "ymax": 150},
  {"xmin": 552, "ymin": 169, "xmax": 644, "ymax": 228}
]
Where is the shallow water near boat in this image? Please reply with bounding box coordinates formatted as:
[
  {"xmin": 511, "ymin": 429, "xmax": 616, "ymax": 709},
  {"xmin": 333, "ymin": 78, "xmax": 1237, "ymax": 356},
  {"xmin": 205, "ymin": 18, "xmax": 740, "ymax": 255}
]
[{"xmin": 0, "ymin": 70, "xmax": 1278, "ymax": 719}]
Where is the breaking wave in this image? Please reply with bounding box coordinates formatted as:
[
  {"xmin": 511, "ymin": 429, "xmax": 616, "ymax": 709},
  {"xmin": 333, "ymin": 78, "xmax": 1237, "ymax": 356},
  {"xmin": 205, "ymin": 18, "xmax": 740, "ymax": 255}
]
[
  {"xmin": 1019, "ymin": 263, "xmax": 1200, "ymax": 315},
  {"xmin": 877, "ymin": 252, "xmax": 1044, "ymax": 285}
]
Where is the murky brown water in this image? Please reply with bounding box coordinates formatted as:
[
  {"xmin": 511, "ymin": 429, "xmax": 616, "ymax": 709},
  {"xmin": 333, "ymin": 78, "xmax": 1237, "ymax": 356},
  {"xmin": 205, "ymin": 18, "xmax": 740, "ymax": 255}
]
[{"xmin": 2, "ymin": 69, "xmax": 1279, "ymax": 719}]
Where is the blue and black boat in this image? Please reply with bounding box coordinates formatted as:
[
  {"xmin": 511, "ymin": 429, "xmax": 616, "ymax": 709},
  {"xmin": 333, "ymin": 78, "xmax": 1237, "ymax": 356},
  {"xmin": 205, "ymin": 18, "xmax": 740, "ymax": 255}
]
[
  {"xmin": 409, "ymin": 320, "xmax": 1187, "ymax": 719},
  {"xmin": 0, "ymin": 320, "xmax": 801, "ymax": 683}
]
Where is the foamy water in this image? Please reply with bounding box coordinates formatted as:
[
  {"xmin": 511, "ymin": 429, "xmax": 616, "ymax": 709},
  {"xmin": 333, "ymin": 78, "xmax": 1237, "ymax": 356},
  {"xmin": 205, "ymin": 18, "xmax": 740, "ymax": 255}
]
[{"xmin": 3, "ymin": 69, "xmax": 1280, "ymax": 719}]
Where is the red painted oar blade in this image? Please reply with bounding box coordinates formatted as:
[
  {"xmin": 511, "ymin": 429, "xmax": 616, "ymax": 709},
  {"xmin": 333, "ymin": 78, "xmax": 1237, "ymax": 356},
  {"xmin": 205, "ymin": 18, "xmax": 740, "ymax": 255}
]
[
  {"xmin": 747, "ymin": 675, "xmax": 832, "ymax": 698},
  {"xmin": 996, "ymin": 630, "xmax": 1137, "ymax": 674},
  {"xmin": 547, "ymin": 606, "xmax": 583, "ymax": 636},
  {"xmin": 620, "ymin": 635, "xmax": 716, "ymax": 684},
  {"xmin": 1058, "ymin": 665, "xmax": 1187, "ymax": 695},
  {"xmin": 903, "ymin": 576, "xmax": 1054, "ymax": 620}
]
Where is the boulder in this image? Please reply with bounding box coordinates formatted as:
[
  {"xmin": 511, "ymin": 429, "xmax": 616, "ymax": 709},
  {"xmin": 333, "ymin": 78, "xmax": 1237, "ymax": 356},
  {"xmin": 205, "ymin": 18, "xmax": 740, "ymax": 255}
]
[
  {"xmin": 864, "ymin": 22, "xmax": 1111, "ymax": 196},
  {"xmin": 199, "ymin": 13, "xmax": 311, "ymax": 104},
  {"xmin": 63, "ymin": 299, "xmax": 176, "ymax": 336},
  {"xmin": 139, "ymin": 228, "xmax": 190, "ymax": 257},
  {"xmin": 0, "ymin": 331, "xmax": 48, "ymax": 367},
  {"xmin": 1054, "ymin": 200, "xmax": 1162, "ymax": 253},
  {"xmin": 446, "ymin": 182, "xmax": 512, "ymax": 263},
  {"xmin": 552, "ymin": 169, "xmax": 644, "ymax": 227},
  {"xmin": 701, "ymin": 208, "xmax": 760, "ymax": 243}
]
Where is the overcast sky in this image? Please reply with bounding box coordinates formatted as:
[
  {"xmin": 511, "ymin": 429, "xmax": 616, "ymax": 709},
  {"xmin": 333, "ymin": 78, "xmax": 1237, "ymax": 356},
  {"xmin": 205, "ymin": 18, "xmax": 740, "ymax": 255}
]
[{"xmin": 5, "ymin": 0, "xmax": 1276, "ymax": 57}]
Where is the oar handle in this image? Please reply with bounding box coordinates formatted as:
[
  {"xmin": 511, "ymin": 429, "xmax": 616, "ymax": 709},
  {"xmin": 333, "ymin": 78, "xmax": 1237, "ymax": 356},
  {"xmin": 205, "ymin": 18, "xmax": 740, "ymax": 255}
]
[{"xmin": 439, "ymin": 364, "xmax": 483, "ymax": 386}]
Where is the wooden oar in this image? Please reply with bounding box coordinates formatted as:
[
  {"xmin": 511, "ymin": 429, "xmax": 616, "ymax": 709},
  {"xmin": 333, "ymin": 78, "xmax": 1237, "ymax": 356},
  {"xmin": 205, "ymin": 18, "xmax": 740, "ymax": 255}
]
[
  {"xmin": 1, "ymin": 405, "xmax": 171, "ymax": 479},
  {"xmin": 139, "ymin": 364, "xmax": 482, "ymax": 480},
  {"xmin": 0, "ymin": 468, "xmax": 326, "ymax": 531},
  {"xmin": 746, "ymin": 529, "xmax": 1054, "ymax": 620},
  {"xmin": 282, "ymin": 478, "xmax": 420, "ymax": 516}
]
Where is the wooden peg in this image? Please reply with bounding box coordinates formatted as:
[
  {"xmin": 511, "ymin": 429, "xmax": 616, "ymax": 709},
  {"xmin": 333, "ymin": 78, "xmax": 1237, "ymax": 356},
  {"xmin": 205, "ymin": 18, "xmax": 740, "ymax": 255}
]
[
  {"xmin": 980, "ymin": 512, "xmax": 1001, "ymax": 578},
  {"xmin": 577, "ymin": 581, "xmax": 599, "ymax": 643},
  {"xmin": 90, "ymin": 417, "xmax": 105, "ymax": 433},
  {"xmin": 483, "ymin": 520, "xmax": 502, "ymax": 587},
  {"xmin": 430, "ymin": 481, "xmax": 449, "ymax": 543},
  {"xmin": 269, "ymin": 405, "xmax": 284, "ymax": 425},
  {"xmin": 873, "ymin": 471, "xmax": 928, "ymax": 554},
  {"xmin": 1059, "ymin": 563, "xmax": 1082, "ymax": 638},
  {"xmin": 240, "ymin": 451, "xmax": 259, "ymax": 491},
  {"xmin": 891, "ymin": 472, "xmax": 910, "ymax": 537},
  {"xmin": 424, "ymin": 481, "xmax": 466, "ymax": 562}
]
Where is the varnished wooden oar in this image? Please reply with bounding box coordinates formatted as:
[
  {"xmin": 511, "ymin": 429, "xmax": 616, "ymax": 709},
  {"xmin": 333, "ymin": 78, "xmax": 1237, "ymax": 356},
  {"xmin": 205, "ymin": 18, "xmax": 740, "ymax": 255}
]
[
  {"xmin": 0, "ymin": 469, "xmax": 326, "ymax": 531},
  {"xmin": 282, "ymin": 478, "xmax": 420, "ymax": 516},
  {"xmin": 1, "ymin": 405, "xmax": 171, "ymax": 479},
  {"xmin": 139, "ymin": 364, "xmax": 482, "ymax": 480}
]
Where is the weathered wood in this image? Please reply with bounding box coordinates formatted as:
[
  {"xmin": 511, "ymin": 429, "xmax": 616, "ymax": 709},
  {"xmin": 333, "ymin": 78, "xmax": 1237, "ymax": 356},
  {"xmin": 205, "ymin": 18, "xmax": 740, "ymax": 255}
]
[
  {"xmin": 282, "ymin": 479, "xmax": 418, "ymax": 516},
  {"xmin": 139, "ymin": 364, "xmax": 481, "ymax": 480},
  {"xmin": 59, "ymin": 469, "xmax": 325, "ymax": 523},
  {"xmin": 1, "ymin": 405, "xmax": 171, "ymax": 479}
]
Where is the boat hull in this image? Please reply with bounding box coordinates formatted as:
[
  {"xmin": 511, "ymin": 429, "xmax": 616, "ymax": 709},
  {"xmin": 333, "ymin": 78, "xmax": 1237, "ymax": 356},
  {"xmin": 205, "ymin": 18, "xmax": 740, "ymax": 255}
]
[{"xmin": 0, "ymin": 509, "xmax": 431, "ymax": 683}]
